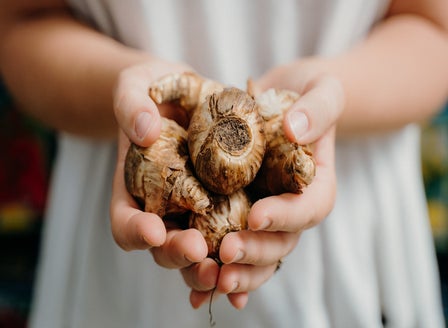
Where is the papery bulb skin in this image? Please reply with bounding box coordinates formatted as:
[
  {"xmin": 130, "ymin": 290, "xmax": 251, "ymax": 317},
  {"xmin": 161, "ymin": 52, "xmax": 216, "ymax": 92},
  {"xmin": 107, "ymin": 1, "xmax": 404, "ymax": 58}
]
[
  {"xmin": 124, "ymin": 118, "xmax": 213, "ymax": 218},
  {"xmin": 188, "ymin": 87, "xmax": 266, "ymax": 195},
  {"xmin": 248, "ymin": 88, "xmax": 316, "ymax": 199},
  {"xmin": 189, "ymin": 189, "xmax": 250, "ymax": 262}
]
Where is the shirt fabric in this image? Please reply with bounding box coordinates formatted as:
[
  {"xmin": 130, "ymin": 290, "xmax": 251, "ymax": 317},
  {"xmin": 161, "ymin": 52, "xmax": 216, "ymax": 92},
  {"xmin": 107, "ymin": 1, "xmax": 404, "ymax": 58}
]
[{"xmin": 29, "ymin": 1, "xmax": 445, "ymax": 327}]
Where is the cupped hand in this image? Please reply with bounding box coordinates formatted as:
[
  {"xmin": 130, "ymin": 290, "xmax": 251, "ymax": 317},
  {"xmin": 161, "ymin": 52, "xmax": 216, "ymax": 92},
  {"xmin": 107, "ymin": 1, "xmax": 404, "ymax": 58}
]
[
  {"xmin": 182, "ymin": 59, "xmax": 345, "ymax": 309},
  {"xmin": 110, "ymin": 60, "xmax": 209, "ymax": 269}
]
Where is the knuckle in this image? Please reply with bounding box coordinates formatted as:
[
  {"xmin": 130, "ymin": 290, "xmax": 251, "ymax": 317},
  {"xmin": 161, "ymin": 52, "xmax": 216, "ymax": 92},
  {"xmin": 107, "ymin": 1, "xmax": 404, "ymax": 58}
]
[
  {"xmin": 113, "ymin": 69, "xmax": 133, "ymax": 107},
  {"xmin": 112, "ymin": 87, "xmax": 126, "ymax": 114},
  {"xmin": 303, "ymin": 206, "xmax": 324, "ymax": 230},
  {"xmin": 322, "ymin": 76, "xmax": 345, "ymax": 116},
  {"xmin": 245, "ymin": 236, "xmax": 269, "ymax": 265}
]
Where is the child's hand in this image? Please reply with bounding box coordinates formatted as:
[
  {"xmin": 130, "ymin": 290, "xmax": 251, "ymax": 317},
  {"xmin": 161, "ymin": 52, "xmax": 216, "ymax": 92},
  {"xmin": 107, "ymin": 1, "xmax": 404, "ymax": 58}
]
[{"xmin": 182, "ymin": 60, "xmax": 345, "ymax": 309}]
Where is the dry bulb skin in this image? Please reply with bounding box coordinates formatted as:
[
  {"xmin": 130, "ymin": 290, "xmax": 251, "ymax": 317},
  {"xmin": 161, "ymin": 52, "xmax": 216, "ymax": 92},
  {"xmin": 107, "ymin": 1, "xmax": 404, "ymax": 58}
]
[
  {"xmin": 248, "ymin": 88, "xmax": 316, "ymax": 199},
  {"xmin": 188, "ymin": 87, "xmax": 266, "ymax": 195},
  {"xmin": 189, "ymin": 189, "xmax": 250, "ymax": 262},
  {"xmin": 148, "ymin": 72, "xmax": 266, "ymax": 195},
  {"xmin": 124, "ymin": 117, "xmax": 213, "ymax": 218},
  {"xmin": 149, "ymin": 71, "xmax": 224, "ymax": 116}
]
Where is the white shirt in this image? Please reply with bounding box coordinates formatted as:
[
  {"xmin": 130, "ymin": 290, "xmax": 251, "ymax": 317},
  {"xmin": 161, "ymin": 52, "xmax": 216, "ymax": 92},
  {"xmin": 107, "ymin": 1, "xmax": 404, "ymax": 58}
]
[{"xmin": 30, "ymin": 1, "xmax": 444, "ymax": 327}]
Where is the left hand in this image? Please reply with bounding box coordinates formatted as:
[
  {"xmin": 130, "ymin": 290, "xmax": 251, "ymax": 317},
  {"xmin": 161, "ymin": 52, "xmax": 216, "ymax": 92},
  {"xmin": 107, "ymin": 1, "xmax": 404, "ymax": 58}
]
[
  {"xmin": 110, "ymin": 60, "xmax": 209, "ymax": 259},
  {"xmin": 181, "ymin": 59, "xmax": 345, "ymax": 309}
]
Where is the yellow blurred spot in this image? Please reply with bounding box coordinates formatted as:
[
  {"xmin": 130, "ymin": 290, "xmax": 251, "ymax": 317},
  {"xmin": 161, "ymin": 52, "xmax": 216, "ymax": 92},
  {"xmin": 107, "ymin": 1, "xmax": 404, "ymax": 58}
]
[{"xmin": 0, "ymin": 202, "xmax": 36, "ymax": 232}]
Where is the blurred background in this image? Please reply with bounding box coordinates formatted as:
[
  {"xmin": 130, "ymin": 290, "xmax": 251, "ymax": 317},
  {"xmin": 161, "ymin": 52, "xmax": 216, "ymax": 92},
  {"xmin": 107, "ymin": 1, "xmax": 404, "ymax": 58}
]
[{"xmin": 0, "ymin": 79, "xmax": 447, "ymax": 327}]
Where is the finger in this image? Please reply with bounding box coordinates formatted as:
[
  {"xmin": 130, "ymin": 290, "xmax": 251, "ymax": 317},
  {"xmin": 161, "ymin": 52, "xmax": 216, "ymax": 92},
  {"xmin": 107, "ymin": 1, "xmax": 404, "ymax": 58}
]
[
  {"xmin": 227, "ymin": 292, "xmax": 249, "ymax": 310},
  {"xmin": 151, "ymin": 228, "xmax": 208, "ymax": 269},
  {"xmin": 216, "ymin": 263, "xmax": 278, "ymax": 294},
  {"xmin": 283, "ymin": 75, "xmax": 344, "ymax": 144},
  {"xmin": 191, "ymin": 290, "xmax": 251, "ymax": 311},
  {"xmin": 248, "ymin": 129, "xmax": 337, "ymax": 232},
  {"xmin": 191, "ymin": 289, "xmax": 249, "ymax": 310},
  {"xmin": 110, "ymin": 132, "xmax": 166, "ymax": 250},
  {"xmin": 113, "ymin": 65, "xmax": 162, "ymax": 147},
  {"xmin": 182, "ymin": 258, "xmax": 219, "ymax": 291},
  {"xmin": 189, "ymin": 289, "xmax": 221, "ymax": 309},
  {"xmin": 219, "ymin": 230, "xmax": 299, "ymax": 266},
  {"xmin": 110, "ymin": 210, "xmax": 166, "ymax": 251}
]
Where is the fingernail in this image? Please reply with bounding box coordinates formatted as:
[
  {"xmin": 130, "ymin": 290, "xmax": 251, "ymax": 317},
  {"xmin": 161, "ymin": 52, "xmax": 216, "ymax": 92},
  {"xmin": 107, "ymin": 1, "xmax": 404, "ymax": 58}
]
[
  {"xmin": 232, "ymin": 250, "xmax": 245, "ymax": 263},
  {"xmin": 288, "ymin": 110, "xmax": 309, "ymax": 141},
  {"xmin": 257, "ymin": 219, "xmax": 272, "ymax": 231},
  {"xmin": 135, "ymin": 112, "xmax": 153, "ymax": 140},
  {"xmin": 184, "ymin": 254, "xmax": 196, "ymax": 263},
  {"xmin": 231, "ymin": 281, "xmax": 239, "ymax": 292}
]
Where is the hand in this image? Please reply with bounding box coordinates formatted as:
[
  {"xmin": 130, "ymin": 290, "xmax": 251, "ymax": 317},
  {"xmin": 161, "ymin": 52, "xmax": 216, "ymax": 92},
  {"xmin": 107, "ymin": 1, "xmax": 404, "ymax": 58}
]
[
  {"xmin": 110, "ymin": 61, "xmax": 210, "ymax": 270},
  {"xmin": 182, "ymin": 59, "xmax": 345, "ymax": 309}
]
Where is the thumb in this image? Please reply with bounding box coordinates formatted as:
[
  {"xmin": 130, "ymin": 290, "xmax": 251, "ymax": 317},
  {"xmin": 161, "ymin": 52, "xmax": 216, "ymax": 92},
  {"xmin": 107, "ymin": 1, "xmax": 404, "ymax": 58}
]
[
  {"xmin": 283, "ymin": 75, "xmax": 345, "ymax": 144},
  {"xmin": 113, "ymin": 67, "xmax": 162, "ymax": 147}
]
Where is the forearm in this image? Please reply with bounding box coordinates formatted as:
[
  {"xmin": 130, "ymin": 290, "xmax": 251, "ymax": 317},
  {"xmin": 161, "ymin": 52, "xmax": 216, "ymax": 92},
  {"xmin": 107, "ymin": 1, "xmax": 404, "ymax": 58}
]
[
  {"xmin": 0, "ymin": 11, "xmax": 152, "ymax": 139},
  {"xmin": 328, "ymin": 13, "xmax": 448, "ymax": 135}
]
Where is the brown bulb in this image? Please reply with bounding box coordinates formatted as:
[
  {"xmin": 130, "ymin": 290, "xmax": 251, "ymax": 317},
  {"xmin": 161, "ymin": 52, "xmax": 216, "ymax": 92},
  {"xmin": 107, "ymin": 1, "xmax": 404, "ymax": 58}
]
[
  {"xmin": 189, "ymin": 189, "xmax": 250, "ymax": 262},
  {"xmin": 188, "ymin": 87, "xmax": 266, "ymax": 195},
  {"xmin": 249, "ymin": 88, "xmax": 316, "ymax": 198},
  {"xmin": 148, "ymin": 72, "xmax": 266, "ymax": 195},
  {"xmin": 124, "ymin": 117, "xmax": 213, "ymax": 218}
]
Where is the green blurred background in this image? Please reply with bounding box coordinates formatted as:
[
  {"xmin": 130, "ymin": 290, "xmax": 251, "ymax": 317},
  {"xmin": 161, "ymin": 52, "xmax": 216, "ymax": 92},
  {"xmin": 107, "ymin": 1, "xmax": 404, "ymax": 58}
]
[{"xmin": 0, "ymin": 80, "xmax": 447, "ymax": 327}]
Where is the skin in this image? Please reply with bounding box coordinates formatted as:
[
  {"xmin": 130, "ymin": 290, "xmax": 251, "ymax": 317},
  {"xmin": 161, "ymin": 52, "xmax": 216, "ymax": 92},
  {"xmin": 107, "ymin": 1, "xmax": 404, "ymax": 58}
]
[{"xmin": 1, "ymin": 0, "xmax": 448, "ymax": 311}]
